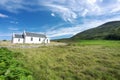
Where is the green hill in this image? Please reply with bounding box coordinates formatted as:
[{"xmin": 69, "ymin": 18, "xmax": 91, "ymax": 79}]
[{"xmin": 71, "ymin": 21, "xmax": 120, "ymax": 40}]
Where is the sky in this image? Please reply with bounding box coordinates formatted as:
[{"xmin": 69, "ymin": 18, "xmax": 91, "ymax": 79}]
[{"xmin": 0, "ymin": 0, "xmax": 120, "ymax": 40}]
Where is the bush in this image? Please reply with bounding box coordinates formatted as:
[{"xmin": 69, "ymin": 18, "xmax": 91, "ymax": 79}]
[
  {"xmin": 2, "ymin": 40, "xmax": 7, "ymax": 42},
  {"xmin": 0, "ymin": 47, "xmax": 33, "ymax": 80},
  {"xmin": 105, "ymin": 34, "xmax": 120, "ymax": 40}
]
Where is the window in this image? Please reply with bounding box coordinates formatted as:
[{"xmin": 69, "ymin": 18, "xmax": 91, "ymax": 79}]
[
  {"xmin": 31, "ymin": 37, "xmax": 33, "ymax": 41},
  {"xmin": 18, "ymin": 39, "xmax": 20, "ymax": 42},
  {"xmin": 39, "ymin": 38, "xmax": 41, "ymax": 41}
]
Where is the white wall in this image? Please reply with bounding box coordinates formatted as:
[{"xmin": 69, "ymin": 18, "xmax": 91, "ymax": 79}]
[
  {"xmin": 12, "ymin": 36, "xmax": 50, "ymax": 44},
  {"xmin": 13, "ymin": 38, "xmax": 24, "ymax": 43},
  {"xmin": 45, "ymin": 38, "xmax": 50, "ymax": 43},
  {"xmin": 24, "ymin": 36, "xmax": 46, "ymax": 44}
]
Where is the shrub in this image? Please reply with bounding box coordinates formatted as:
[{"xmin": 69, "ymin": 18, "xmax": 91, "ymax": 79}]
[
  {"xmin": 2, "ymin": 40, "xmax": 7, "ymax": 42},
  {"xmin": 0, "ymin": 47, "xmax": 33, "ymax": 80},
  {"xmin": 105, "ymin": 34, "xmax": 120, "ymax": 40}
]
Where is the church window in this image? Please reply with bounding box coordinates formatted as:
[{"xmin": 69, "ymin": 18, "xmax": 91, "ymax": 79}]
[
  {"xmin": 39, "ymin": 38, "xmax": 41, "ymax": 41},
  {"xmin": 31, "ymin": 37, "xmax": 33, "ymax": 41},
  {"xmin": 18, "ymin": 39, "xmax": 20, "ymax": 42}
]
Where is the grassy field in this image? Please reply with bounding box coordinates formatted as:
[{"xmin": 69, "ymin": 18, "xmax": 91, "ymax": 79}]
[{"xmin": 1, "ymin": 40, "xmax": 120, "ymax": 80}]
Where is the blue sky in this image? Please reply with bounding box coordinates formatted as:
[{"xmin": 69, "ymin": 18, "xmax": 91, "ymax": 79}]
[{"xmin": 0, "ymin": 0, "xmax": 120, "ymax": 40}]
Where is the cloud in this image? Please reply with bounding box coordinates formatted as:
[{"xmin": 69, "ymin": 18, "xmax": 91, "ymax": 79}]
[
  {"xmin": 47, "ymin": 22, "xmax": 101, "ymax": 38},
  {"xmin": 10, "ymin": 21, "xmax": 19, "ymax": 24},
  {"xmin": 0, "ymin": 33, "xmax": 11, "ymax": 37},
  {"xmin": 40, "ymin": 0, "xmax": 120, "ymax": 22},
  {"xmin": 0, "ymin": 0, "xmax": 120, "ymax": 39},
  {"xmin": 42, "ymin": 2, "xmax": 77, "ymax": 22},
  {"xmin": 0, "ymin": 0, "xmax": 24, "ymax": 12},
  {"xmin": 0, "ymin": 13, "xmax": 8, "ymax": 18},
  {"xmin": 0, "ymin": 0, "xmax": 40, "ymax": 13},
  {"xmin": 47, "ymin": 15, "xmax": 120, "ymax": 38},
  {"xmin": 0, "ymin": 0, "xmax": 120, "ymax": 22},
  {"xmin": 51, "ymin": 13, "xmax": 55, "ymax": 16},
  {"xmin": 8, "ymin": 27, "xmax": 19, "ymax": 31}
]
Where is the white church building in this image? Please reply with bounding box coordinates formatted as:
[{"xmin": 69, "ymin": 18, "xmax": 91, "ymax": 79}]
[{"xmin": 12, "ymin": 31, "xmax": 50, "ymax": 44}]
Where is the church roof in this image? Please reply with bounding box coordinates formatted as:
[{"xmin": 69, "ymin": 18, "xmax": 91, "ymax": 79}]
[
  {"xmin": 14, "ymin": 34, "xmax": 23, "ymax": 38},
  {"xmin": 25, "ymin": 32, "xmax": 46, "ymax": 38},
  {"xmin": 13, "ymin": 31, "xmax": 46, "ymax": 38}
]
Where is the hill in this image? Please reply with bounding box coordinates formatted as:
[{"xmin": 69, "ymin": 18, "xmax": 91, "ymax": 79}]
[{"xmin": 71, "ymin": 21, "xmax": 120, "ymax": 40}]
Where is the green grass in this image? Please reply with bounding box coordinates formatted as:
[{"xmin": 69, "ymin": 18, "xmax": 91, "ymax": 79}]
[
  {"xmin": 69, "ymin": 40, "xmax": 120, "ymax": 46},
  {"xmin": 5, "ymin": 40, "xmax": 120, "ymax": 80}
]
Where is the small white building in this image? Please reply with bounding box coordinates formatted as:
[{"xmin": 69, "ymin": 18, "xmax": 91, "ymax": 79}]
[{"xmin": 12, "ymin": 31, "xmax": 50, "ymax": 44}]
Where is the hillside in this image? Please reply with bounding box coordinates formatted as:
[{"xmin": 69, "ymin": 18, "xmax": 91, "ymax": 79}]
[{"xmin": 71, "ymin": 21, "xmax": 120, "ymax": 40}]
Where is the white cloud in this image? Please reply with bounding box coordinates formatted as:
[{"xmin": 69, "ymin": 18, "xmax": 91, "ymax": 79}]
[
  {"xmin": 10, "ymin": 21, "xmax": 19, "ymax": 24},
  {"xmin": 47, "ymin": 15, "xmax": 120, "ymax": 38},
  {"xmin": 40, "ymin": 0, "xmax": 120, "ymax": 22},
  {"xmin": 0, "ymin": 0, "xmax": 24, "ymax": 12},
  {"xmin": 8, "ymin": 27, "xmax": 19, "ymax": 31},
  {"xmin": 0, "ymin": 0, "xmax": 120, "ymax": 22},
  {"xmin": 51, "ymin": 13, "xmax": 55, "ymax": 16},
  {"xmin": 0, "ymin": 13, "xmax": 8, "ymax": 18},
  {"xmin": 47, "ymin": 22, "xmax": 101, "ymax": 38},
  {"xmin": 0, "ymin": 0, "xmax": 120, "ymax": 39},
  {"xmin": 82, "ymin": 9, "xmax": 89, "ymax": 17},
  {"xmin": 0, "ymin": 33, "xmax": 11, "ymax": 37},
  {"xmin": 0, "ymin": 0, "xmax": 39, "ymax": 13},
  {"xmin": 110, "ymin": 3, "xmax": 120, "ymax": 13},
  {"xmin": 43, "ymin": 3, "xmax": 77, "ymax": 22}
]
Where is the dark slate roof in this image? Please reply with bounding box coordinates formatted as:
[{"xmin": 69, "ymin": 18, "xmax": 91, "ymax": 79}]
[
  {"xmin": 14, "ymin": 34, "xmax": 23, "ymax": 38},
  {"xmin": 25, "ymin": 32, "xmax": 46, "ymax": 38}
]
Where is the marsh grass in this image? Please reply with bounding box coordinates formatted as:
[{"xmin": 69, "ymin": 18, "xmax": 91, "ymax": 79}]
[{"xmin": 7, "ymin": 40, "xmax": 120, "ymax": 80}]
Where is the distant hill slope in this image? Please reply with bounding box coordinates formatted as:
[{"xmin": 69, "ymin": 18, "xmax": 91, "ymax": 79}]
[{"xmin": 71, "ymin": 21, "xmax": 120, "ymax": 40}]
